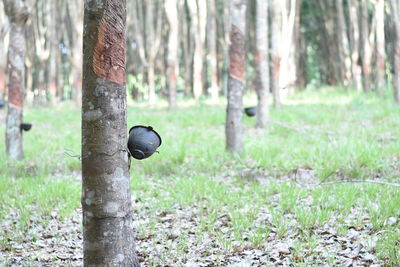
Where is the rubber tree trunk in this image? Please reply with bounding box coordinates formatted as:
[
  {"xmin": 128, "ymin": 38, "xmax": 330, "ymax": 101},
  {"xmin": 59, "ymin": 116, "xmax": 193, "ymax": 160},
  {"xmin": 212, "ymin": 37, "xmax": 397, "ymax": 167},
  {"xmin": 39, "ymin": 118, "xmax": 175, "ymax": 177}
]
[
  {"xmin": 375, "ymin": 0, "xmax": 386, "ymax": 95},
  {"xmin": 271, "ymin": 0, "xmax": 282, "ymax": 109},
  {"xmin": 3, "ymin": 0, "xmax": 30, "ymax": 161},
  {"xmin": 0, "ymin": 1, "xmax": 7, "ymax": 102},
  {"xmin": 188, "ymin": 0, "xmax": 207, "ymax": 99},
  {"xmin": 226, "ymin": 0, "xmax": 246, "ymax": 154},
  {"xmin": 389, "ymin": 0, "xmax": 400, "ymax": 104},
  {"xmin": 165, "ymin": 0, "xmax": 179, "ymax": 109},
  {"xmin": 255, "ymin": 0, "xmax": 269, "ymax": 128},
  {"xmin": 82, "ymin": 1, "xmax": 140, "ymax": 265},
  {"xmin": 360, "ymin": 0, "xmax": 372, "ymax": 93},
  {"xmin": 207, "ymin": 0, "xmax": 219, "ymax": 102},
  {"xmin": 348, "ymin": 0, "xmax": 362, "ymax": 91},
  {"xmin": 336, "ymin": 0, "xmax": 352, "ymax": 87}
]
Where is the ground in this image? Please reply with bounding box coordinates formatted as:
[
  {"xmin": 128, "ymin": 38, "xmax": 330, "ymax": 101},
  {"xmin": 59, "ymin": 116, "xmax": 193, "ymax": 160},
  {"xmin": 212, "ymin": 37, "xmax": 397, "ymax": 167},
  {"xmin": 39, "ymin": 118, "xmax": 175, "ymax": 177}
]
[{"xmin": 1, "ymin": 89, "xmax": 399, "ymax": 266}]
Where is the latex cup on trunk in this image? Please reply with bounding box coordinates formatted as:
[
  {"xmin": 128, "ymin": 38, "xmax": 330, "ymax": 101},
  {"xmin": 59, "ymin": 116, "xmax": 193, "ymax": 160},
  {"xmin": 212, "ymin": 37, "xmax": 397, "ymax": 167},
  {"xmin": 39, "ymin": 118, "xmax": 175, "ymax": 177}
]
[{"xmin": 128, "ymin": 125, "xmax": 162, "ymax": 160}]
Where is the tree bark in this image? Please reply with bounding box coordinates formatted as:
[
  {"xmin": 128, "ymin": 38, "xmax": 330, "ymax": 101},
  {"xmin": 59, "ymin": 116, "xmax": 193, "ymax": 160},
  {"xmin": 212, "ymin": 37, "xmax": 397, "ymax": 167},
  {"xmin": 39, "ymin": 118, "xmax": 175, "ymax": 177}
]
[
  {"xmin": 271, "ymin": 0, "xmax": 282, "ymax": 108},
  {"xmin": 226, "ymin": 0, "xmax": 246, "ymax": 154},
  {"xmin": 207, "ymin": 0, "xmax": 219, "ymax": 102},
  {"xmin": 348, "ymin": 0, "xmax": 362, "ymax": 90},
  {"xmin": 82, "ymin": 1, "xmax": 140, "ymax": 265},
  {"xmin": 336, "ymin": 0, "xmax": 352, "ymax": 87},
  {"xmin": 188, "ymin": 0, "xmax": 207, "ymax": 99},
  {"xmin": 165, "ymin": 0, "xmax": 179, "ymax": 109},
  {"xmin": 0, "ymin": 1, "xmax": 8, "ymax": 102},
  {"xmin": 3, "ymin": 0, "xmax": 31, "ymax": 161},
  {"xmin": 68, "ymin": 0, "xmax": 83, "ymax": 107},
  {"xmin": 360, "ymin": 0, "xmax": 372, "ymax": 93},
  {"xmin": 375, "ymin": 0, "xmax": 385, "ymax": 95},
  {"xmin": 255, "ymin": 0, "xmax": 269, "ymax": 128},
  {"xmin": 388, "ymin": 0, "xmax": 400, "ymax": 104}
]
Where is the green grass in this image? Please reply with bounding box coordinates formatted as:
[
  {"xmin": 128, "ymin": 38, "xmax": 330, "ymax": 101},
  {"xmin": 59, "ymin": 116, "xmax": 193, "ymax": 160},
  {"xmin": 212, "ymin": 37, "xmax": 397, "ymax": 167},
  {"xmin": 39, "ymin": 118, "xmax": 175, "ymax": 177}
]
[{"xmin": 1, "ymin": 88, "xmax": 400, "ymax": 264}]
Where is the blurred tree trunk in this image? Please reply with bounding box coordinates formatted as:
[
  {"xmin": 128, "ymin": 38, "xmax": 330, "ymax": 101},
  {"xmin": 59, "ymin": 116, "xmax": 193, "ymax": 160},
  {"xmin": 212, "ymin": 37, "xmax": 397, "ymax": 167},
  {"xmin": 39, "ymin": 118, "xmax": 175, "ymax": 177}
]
[
  {"xmin": 32, "ymin": 0, "xmax": 50, "ymax": 105},
  {"xmin": 3, "ymin": 0, "xmax": 32, "ymax": 160},
  {"xmin": 271, "ymin": 0, "xmax": 282, "ymax": 108},
  {"xmin": 165, "ymin": 0, "xmax": 179, "ymax": 109},
  {"xmin": 388, "ymin": 0, "xmax": 400, "ymax": 104},
  {"xmin": 318, "ymin": 0, "xmax": 341, "ymax": 85},
  {"xmin": 82, "ymin": 0, "xmax": 140, "ymax": 265},
  {"xmin": 132, "ymin": 0, "xmax": 163, "ymax": 105},
  {"xmin": 294, "ymin": 0, "xmax": 306, "ymax": 88},
  {"xmin": 226, "ymin": 0, "xmax": 246, "ymax": 154},
  {"xmin": 279, "ymin": 0, "xmax": 298, "ymax": 94},
  {"xmin": 216, "ymin": 0, "xmax": 230, "ymax": 95},
  {"xmin": 181, "ymin": 0, "xmax": 194, "ymax": 97},
  {"xmin": 207, "ymin": 0, "xmax": 219, "ymax": 102},
  {"xmin": 255, "ymin": 0, "xmax": 269, "ymax": 128},
  {"xmin": 68, "ymin": 0, "xmax": 83, "ymax": 107},
  {"xmin": 375, "ymin": 0, "xmax": 385, "ymax": 95},
  {"xmin": 336, "ymin": 0, "xmax": 351, "ymax": 87},
  {"xmin": 348, "ymin": 0, "xmax": 362, "ymax": 90},
  {"xmin": 188, "ymin": 0, "xmax": 207, "ymax": 99},
  {"xmin": 360, "ymin": 0, "xmax": 372, "ymax": 93},
  {"xmin": 0, "ymin": 1, "xmax": 8, "ymax": 102}
]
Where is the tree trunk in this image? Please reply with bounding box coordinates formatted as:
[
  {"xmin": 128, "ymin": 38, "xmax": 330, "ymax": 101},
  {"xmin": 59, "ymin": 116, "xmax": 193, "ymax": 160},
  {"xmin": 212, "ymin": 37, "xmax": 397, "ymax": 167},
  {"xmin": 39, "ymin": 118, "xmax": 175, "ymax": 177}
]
[
  {"xmin": 375, "ymin": 0, "xmax": 385, "ymax": 95},
  {"xmin": 348, "ymin": 0, "xmax": 362, "ymax": 90},
  {"xmin": 82, "ymin": 1, "xmax": 140, "ymax": 265},
  {"xmin": 147, "ymin": 60, "xmax": 156, "ymax": 105},
  {"xmin": 271, "ymin": 0, "xmax": 282, "ymax": 108},
  {"xmin": 336, "ymin": 0, "xmax": 352, "ymax": 87},
  {"xmin": 255, "ymin": 0, "xmax": 269, "ymax": 128},
  {"xmin": 207, "ymin": 0, "xmax": 219, "ymax": 102},
  {"xmin": 165, "ymin": 0, "xmax": 179, "ymax": 109},
  {"xmin": 3, "ymin": 0, "xmax": 31, "ymax": 161},
  {"xmin": 188, "ymin": 0, "xmax": 207, "ymax": 99},
  {"xmin": 389, "ymin": 0, "xmax": 400, "ymax": 104},
  {"xmin": 226, "ymin": 0, "xmax": 246, "ymax": 154},
  {"xmin": 360, "ymin": 0, "xmax": 372, "ymax": 93},
  {"xmin": 0, "ymin": 1, "xmax": 7, "ymax": 102},
  {"xmin": 68, "ymin": 0, "xmax": 83, "ymax": 107}
]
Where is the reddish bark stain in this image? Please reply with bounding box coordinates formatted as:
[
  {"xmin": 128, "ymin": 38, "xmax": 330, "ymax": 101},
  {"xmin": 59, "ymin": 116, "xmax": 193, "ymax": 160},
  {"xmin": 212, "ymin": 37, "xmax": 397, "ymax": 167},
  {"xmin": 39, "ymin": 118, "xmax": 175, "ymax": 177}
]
[
  {"xmin": 396, "ymin": 48, "xmax": 400, "ymax": 71},
  {"xmin": 167, "ymin": 62, "xmax": 177, "ymax": 84},
  {"xmin": 8, "ymin": 69, "xmax": 23, "ymax": 108},
  {"xmin": 93, "ymin": 14, "xmax": 125, "ymax": 85},
  {"xmin": 272, "ymin": 56, "xmax": 281, "ymax": 79},
  {"xmin": 229, "ymin": 25, "xmax": 245, "ymax": 81}
]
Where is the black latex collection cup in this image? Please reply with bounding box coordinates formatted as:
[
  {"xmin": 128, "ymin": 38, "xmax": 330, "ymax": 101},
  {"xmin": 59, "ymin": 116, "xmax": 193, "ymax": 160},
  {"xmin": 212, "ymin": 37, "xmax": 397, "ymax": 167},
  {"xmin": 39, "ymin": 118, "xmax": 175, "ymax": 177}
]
[
  {"xmin": 244, "ymin": 107, "xmax": 256, "ymax": 117},
  {"xmin": 20, "ymin": 123, "xmax": 32, "ymax": 132},
  {"xmin": 128, "ymin": 125, "xmax": 162, "ymax": 160}
]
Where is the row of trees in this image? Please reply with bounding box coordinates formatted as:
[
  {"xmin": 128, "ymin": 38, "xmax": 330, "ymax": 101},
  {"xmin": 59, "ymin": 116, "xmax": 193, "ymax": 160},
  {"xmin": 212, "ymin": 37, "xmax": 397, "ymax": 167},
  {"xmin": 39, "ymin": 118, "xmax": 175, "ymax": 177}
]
[{"xmin": 1, "ymin": 0, "xmax": 400, "ymax": 111}]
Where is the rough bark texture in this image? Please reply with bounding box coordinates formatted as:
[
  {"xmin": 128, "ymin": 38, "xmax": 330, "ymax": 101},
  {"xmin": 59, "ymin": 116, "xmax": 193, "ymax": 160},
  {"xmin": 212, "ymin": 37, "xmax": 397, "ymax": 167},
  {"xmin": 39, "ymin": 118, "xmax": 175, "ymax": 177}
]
[
  {"xmin": 165, "ymin": 0, "xmax": 178, "ymax": 109},
  {"xmin": 226, "ymin": 0, "xmax": 246, "ymax": 154},
  {"xmin": 375, "ymin": 0, "xmax": 385, "ymax": 94},
  {"xmin": 389, "ymin": 0, "xmax": 400, "ymax": 104},
  {"xmin": 3, "ymin": 0, "xmax": 30, "ymax": 161},
  {"xmin": 255, "ymin": 0, "xmax": 269, "ymax": 128},
  {"xmin": 271, "ymin": 0, "xmax": 282, "ymax": 108},
  {"xmin": 82, "ymin": 1, "xmax": 140, "ymax": 266}
]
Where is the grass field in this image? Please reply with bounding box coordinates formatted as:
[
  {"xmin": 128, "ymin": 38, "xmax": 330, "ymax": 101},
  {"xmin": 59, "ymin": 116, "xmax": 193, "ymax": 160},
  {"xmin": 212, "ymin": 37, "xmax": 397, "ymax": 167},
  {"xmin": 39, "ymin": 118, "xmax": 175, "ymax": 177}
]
[{"xmin": 1, "ymin": 88, "xmax": 400, "ymax": 266}]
